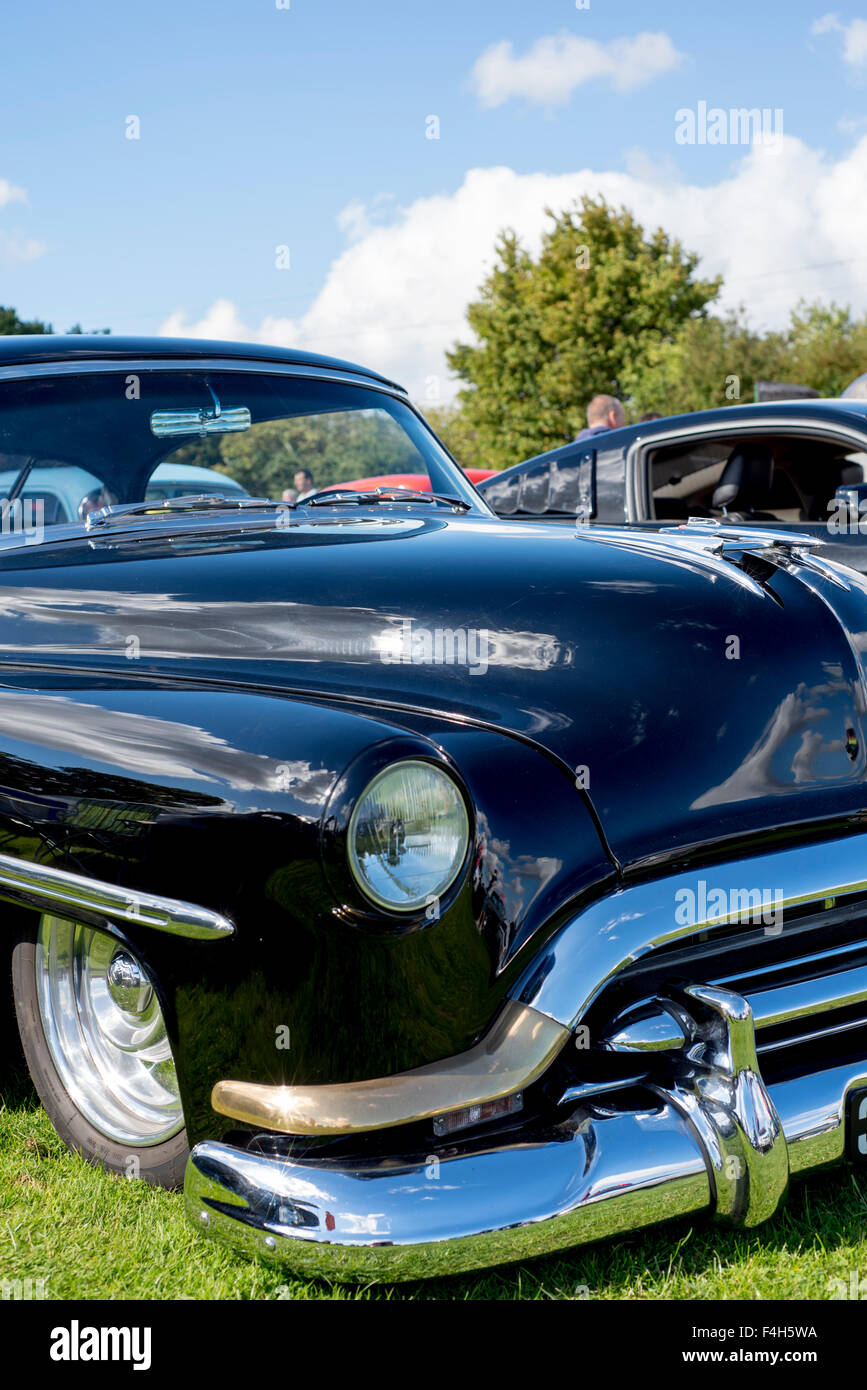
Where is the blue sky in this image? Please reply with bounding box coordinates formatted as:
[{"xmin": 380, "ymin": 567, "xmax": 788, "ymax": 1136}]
[{"xmin": 1, "ymin": 1, "xmax": 866, "ymax": 395}]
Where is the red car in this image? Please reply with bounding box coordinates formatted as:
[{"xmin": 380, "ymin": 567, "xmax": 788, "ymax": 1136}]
[{"xmin": 330, "ymin": 469, "xmax": 496, "ymax": 492}]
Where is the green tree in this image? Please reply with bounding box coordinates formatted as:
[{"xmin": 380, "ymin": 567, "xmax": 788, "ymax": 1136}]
[
  {"xmin": 624, "ymin": 299, "xmax": 867, "ymax": 415},
  {"xmin": 423, "ymin": 403, "xmax": 487, "ymax": 472},
  {"xmin": 447, "ymin": 231, "xmax": 548, "ymax": 469},
  {"xmin": 67, "ymin": 322, "xmax": 111, "ymax": 335},
  {"xmin": 622, "ymin": 310, "xmax": 787, "ymax": 416},
  {"xmin": 783, "ymin": 301, "xmax": 867, "ymax": 397},
  {"xmin": 0, "ymin": 306, "xmax": 111, "ymax": 335},
  {"xmin": 215, "ymin": 410, "xmax": 420, "ymax": 496},
  {"xmin": 448, "ymin": 197, "xmax": 721, "ymax": 467},
  {"xmin": 0, "ymin": 305, "xmax": 50, "ymax": 334}
]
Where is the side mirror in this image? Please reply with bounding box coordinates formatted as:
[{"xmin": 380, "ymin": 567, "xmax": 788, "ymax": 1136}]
[{"xmin": 481, "ymin": 449, "xmax": 596, "ymax": 519}]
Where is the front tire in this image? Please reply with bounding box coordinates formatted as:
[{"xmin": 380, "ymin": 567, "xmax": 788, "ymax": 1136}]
[{"xmin": 12, "ymin": 915, "xmax": 188, "ymax": 1187}]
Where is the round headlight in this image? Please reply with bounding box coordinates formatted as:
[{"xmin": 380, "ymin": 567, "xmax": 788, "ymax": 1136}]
[{"xmin": 347, "ymin": 760, "xmax": 470, "ymax": 912}]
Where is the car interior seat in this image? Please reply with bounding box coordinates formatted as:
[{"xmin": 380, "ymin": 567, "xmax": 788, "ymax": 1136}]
[{"xmin": 711, "ymin": 443, "xmax": 777, "ymax": 521}]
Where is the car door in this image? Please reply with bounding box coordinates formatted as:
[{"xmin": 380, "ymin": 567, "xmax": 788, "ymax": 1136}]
[{"xmin": 627, "ymin": 415, "xmax": 867, "ymax": 575}]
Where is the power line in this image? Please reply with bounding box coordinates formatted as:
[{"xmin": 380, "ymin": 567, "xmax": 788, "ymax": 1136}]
[{"xmin": 722, "ymin": 254, "xmax": 867, "ymax": 283}]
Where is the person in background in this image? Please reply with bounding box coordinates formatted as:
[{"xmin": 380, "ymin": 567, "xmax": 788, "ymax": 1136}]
[
  {"xmin": 281, "ymin": 487, "xmax": 298, "ymax": 504},
  {"xmin": 294, "ymin": 469, "xmax": 316, "ymax": 502},
  {"xmin": 575, "ymin": 394, "xmax": 625, "ymax": 441},
  {"xmin": 638, "ymin": 411, "xmax": 663, "ymax": 423}
]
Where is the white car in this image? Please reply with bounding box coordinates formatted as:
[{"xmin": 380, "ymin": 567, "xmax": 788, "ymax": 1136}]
[{"xmin": 0, "ymin": 460, "xmax": 248, "ymax": 525}]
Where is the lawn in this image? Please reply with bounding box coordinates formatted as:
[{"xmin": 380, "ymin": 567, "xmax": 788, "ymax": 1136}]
[{"xmin": 3, "ymin": 1064, "xmax": 867, "ymax": 1301}]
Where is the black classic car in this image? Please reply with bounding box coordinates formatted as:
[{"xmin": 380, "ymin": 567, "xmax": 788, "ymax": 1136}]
[
  {"xmin": 477, "ymin": 399, "xmax": 867, "ymax": 571},
  {"xmin": 5, "ymin": 335, "xmax": 867, "ymax": 1281}
]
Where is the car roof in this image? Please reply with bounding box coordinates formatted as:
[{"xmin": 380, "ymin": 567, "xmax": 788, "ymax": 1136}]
[
  {"xmin": 626, "ymin": 397, "xmax": 867, "ymax": 434},
  {"xmin": 0, "ymin": 334, "xmax": 405, "ymax": 393},
  {"xmin": 481, "ymin": 397, "xmax": 867, "ymax": 483}
]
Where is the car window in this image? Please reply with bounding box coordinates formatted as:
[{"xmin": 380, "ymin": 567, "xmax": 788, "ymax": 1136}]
[
  {"xmin": 166, "ymin": 405, "xmax": 431, "ymax": 499},
  {"xmin": 648, "ymin": 433, "xmax": 858, "ymax": 524},
  {"xmin": 0, "ymin": 454, "xmax": 108, "ymax": 527},
  {"xmin": 21, "ymin": 489, "xmax": 70, "ymax": 526},
  {"xmin": 650, "ymin": 439, "xmax": 732, "ymax": 518},
  {"xmin": 144, "ymin": 481, "xmax": 247, "ymax": 501},
  {"xmin": 481, "ymin": 446, "xmax": 597, "ymax": 517},
  {"xmin": 0, "ymin": 369, "xmax": 483, "ymax": 532}
]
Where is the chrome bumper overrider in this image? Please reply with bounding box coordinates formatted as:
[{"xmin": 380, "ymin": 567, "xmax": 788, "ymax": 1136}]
[{"xmin": 185, "ymin": 832, "xmax": 867, "ymax": 1280}]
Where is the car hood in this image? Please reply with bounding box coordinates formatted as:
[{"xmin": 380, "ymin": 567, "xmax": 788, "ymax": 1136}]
[{"xmin": 1, "ymin": 513, "xmax": 867, "ymax": 865}]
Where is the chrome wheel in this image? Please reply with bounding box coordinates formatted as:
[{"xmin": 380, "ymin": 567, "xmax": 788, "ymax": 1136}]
[{"xmin": 35, "ymin": 915, "xmax": 183, "ymax": 1146}]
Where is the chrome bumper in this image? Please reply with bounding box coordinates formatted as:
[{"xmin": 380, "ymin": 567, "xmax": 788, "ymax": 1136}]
[
  {"xmin": 184, "ymin": 987, "xmax": 867, "ymax": 1281},
  {"xmin": 186, "ymin": 1101, "xmax": 711, "ymax": 1282},
  {"xmin": 186, "ymin": 832, "xmax": 867, "ymax": 1280}
]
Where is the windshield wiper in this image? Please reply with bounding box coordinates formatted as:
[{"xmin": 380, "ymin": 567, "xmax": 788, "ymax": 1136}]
[
  {"xmin": 303, "ymin": 487, "xmax": 471, "ymax": 512},
  {"xmin": 8, "ymin": 456, "xmax": 35, "ymax": 504},
  {"xmin": 85, "ymin": 493, "xmax": 285, "ymax": 530}
]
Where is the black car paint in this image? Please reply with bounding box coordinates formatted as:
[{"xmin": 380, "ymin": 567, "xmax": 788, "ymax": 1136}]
[
  {"xmin": 0, "ymin": 667, "xmax": 613, "ymax": 1145},
  {"xmin": 3, "ymin": 343, "xmax": 867, "ymax": 1151},
  {"xmin": 0, "ymin": 333, "xmax": 403, "ymax": 388}
]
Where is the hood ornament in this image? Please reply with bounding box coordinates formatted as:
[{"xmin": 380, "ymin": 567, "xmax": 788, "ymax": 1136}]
[{"xmin": 659, "ymin": 517, "xmax": 850, "ymax": 591}]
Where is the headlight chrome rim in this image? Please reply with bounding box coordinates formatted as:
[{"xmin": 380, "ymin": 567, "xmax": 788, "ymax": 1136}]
[{"xmin": 347, "ymin": 758, "xmax": 471, "ymax": 913}]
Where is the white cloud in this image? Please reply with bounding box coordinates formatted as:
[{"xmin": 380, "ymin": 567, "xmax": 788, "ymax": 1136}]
[
  {"xmin": 336, "ymin": 193, "xmax": 397, "ymax": 243},
  {"xmin": 0, "ymin": 178, "xmax": 28, "ymax": 209},
  {"xmin": 161, "ymin": 133, "xmax": 867, "ymax": 403},
  {"xmin": 160, "ymin": 297, "xmax": 252, "ymax": 342},
  {"xmin": 812, "ymin": 12, "xmax": 867, "ymax": 64},
  {"xmin": 812, "ymin": 12, "xmax": 842, "ymax": 34},
  {"xmin": 470, "ymin": 30, "xmax": 685, "ymax": 108},
  {"xmin": 335, "ymin": 200, "xmax": 371, "ymax": 243},
  {"xmin": 0, "ymin": 232, "xmax": 46, "ymax": 265},
  {"xmin": 844, "ymin": 18, "xmax": 867, "ymax": 63},
  {"xmin": 0, "ymin": 179, "xmax": 43, "ymax": 264}
]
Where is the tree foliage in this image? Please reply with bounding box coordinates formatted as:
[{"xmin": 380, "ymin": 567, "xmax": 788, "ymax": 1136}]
[
  {"xmin": 0, "ymin": 305, "xmax": 50, "ymax": 334},
  {"xmin": 424, "ymin": 404, "xmax": 487, "ymax": 472},
  {"xmin": 622, "ymin": 300, "xmax": 867, "ymax": 417},
  {"xmin": 173, "ymin": 410, "xmax": 421, "ymax": 497},
  {"xmin": 444, "ymin": 198, "xmax": 867, "ymax": 469},
  {"xmin": 0, "ymin": 306, "xmax": 110, "ymax": 335},
  {"xmin": 783, "ymin": 301, "xmax": 867, "ymax": 397},
  {"xmin": 620, "ymin": 311, "xmax": 785, "ymax": 417},
  {"xmin": 447, "ymin": 197, "xmax": 722, "ymax": 468}
]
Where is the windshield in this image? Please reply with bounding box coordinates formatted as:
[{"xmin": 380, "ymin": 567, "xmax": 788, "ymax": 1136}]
[{"xmin": 0, "ymin": 367, "xmax": 485, "ymax": 532}]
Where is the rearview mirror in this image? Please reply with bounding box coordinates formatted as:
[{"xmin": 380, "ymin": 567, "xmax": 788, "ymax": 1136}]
[
  {"xmin": 150, "ymin": 384, "xmax": 251, "ymax": 439},
  {"xmin": 150, "ymin": 406, "xmax": 251, "ymax": 439}
]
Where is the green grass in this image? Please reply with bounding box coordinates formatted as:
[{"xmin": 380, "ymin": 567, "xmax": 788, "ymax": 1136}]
[{"xmin": 3, "ymin": 1066, "xmax": 867, "ymax": 1300}]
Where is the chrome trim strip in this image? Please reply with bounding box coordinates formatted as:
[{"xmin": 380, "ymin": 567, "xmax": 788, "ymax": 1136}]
[
  {"xmin": 212, "ymin": 1000, "xmax": 569, "ymax": 1135},
  {"xmin": 0, "ymin": 356, "xmax": 408, "ymax": 398},
  {"xmin": 609, "ymin": 959, "xmax": 867, "ymax": 1043},
  {"xmin": 747, "ymin": 960, "xmax": 867, "ymax": 1030},
  {"xmin": 771, "ymin": 1059, "xmax": 867, "ymax": 1172},
  {"xmin": 0, "ymin": 851, "xmax": 234, "ymax": 940},
  {"xmin": 573, "ymin": 525, "xmax": 773, "ymax": 598},
  {"xmin": 512, "ymin": 831, "xmax": 867, "ymax": 1030},
  {"xmin": 758, "ymin": 1012, "xmax": 867, "ymax": 1055}
]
